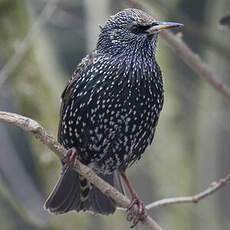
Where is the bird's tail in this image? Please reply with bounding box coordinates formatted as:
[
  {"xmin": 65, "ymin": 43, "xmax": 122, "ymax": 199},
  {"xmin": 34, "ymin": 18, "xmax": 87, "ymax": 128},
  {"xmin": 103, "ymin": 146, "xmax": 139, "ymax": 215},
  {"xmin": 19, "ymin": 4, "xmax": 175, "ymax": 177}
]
[{"xmin": 44, "ymin": 168, "xmax": 124, "ymax": 215}]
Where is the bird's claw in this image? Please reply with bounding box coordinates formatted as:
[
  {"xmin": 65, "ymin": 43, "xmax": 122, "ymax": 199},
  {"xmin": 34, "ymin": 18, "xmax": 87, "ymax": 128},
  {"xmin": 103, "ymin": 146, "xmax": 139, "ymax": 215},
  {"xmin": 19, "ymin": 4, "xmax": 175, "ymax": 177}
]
[
  {"xmin": 62, "ymin": 147, "xmax": 78, "ymax": 169},
  {"xmin": 126, "ymin": 198, "xmax": 147, "ymax": 228}
]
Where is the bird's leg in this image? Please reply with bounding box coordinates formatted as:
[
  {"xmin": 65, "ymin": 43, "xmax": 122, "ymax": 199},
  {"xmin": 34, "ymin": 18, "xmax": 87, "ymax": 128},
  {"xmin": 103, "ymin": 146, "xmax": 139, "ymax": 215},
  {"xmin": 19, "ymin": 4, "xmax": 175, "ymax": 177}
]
[
  {"xmin": 61, "ymin": 147, "xmax": 79, "ymax": 169},
  {"xmin": 120, "ymin": 171, "xmax": 147, "ymax": 228}
]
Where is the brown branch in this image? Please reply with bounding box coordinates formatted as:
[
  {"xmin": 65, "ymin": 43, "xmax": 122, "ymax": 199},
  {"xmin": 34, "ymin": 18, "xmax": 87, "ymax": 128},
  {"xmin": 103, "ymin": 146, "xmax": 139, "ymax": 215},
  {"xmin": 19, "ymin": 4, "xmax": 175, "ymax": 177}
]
[
  {"xmin": 146, "ymin": 173, "xmax": 230, "ymax": 210},
  {"xmin": 117, "ymin": 172, "xmax": 230, "ymax": 213},
  {"xmin": 127, "ymin": 0, "xmax": 230, "ymax": 101},
  {"xmin": 1, "ymin": 111, "xmax": 230, "ymax": 227},
  {"xmin": 0, "ymin": 111, "xmax": 162, "ymax": 230},
  {"xmin": 161, "ymin": 31, "xmax": 230, "ymax": 100}
]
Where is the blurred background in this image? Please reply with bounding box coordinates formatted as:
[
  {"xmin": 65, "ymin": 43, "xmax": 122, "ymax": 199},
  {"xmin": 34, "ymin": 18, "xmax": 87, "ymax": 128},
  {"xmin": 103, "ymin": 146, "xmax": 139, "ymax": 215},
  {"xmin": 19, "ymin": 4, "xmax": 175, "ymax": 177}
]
[{"xmin": 0, "ymin": 0, "xmax": 230, "ymax": 229}]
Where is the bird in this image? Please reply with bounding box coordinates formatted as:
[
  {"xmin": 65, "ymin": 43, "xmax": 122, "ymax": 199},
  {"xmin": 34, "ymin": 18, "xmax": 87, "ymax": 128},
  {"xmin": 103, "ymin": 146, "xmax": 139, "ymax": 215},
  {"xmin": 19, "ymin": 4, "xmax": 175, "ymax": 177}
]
[{"xmin": 44, "ymin": 8, "xmax": 183, "ymax": 226}]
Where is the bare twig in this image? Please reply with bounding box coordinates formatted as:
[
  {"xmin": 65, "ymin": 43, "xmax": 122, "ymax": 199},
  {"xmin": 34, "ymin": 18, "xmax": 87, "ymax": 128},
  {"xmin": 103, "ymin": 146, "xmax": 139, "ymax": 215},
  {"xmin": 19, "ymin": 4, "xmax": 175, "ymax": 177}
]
[
  {"xmin": 0, "ymin": 0, "xmax": 60, "ymax": 88},
  {"xmin": 161, "ymin": 31, "xmax": 230, "ymax": 100},
  {"xmin": 127, "ymin": 0, "xmax": 230, "ymax": 101},
  {"xmin": 0, "ymin": 111, "xmax": 162, "ymax": 230},
  {"xmin": 146, "ymin": 173, "xmax": 230, "ymax": 210},
  {"xmin": 1, "ymin": 111, "xmax": 230, "ymax": 228}
]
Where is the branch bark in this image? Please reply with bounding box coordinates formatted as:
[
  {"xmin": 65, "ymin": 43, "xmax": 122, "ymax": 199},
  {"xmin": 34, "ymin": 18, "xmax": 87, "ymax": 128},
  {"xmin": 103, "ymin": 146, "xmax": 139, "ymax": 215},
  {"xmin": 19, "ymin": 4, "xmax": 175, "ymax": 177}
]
[
  {"xmin": 146, "ymin": 173, "xmax": 230, "ymax": 209},
  {"xmin": 0, "ymin": 111, "xmax": 162, "ymax": 230},
  {"xmin": 161, "ymin": 31, "xmax": 230, "ymax": 100},
  {"xmin": 1, "ymin": 111, "xmax": 230, "ymax": 228}
]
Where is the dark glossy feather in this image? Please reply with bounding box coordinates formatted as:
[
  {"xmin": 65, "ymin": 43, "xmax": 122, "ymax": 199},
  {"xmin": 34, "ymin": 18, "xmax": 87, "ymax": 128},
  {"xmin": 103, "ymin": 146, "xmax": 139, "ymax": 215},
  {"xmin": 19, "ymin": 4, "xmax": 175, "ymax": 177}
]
[{"xmin": 46, "ymin": 8, "xmax": 164, "ymax": 215}]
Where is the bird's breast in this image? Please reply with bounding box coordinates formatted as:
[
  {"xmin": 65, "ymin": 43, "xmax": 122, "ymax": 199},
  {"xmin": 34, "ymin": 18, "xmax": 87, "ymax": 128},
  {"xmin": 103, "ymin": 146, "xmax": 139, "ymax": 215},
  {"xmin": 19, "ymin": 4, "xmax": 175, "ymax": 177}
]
[{"xmin": 60, "ymin": 59, "xmax": 164, "ymax": 171}]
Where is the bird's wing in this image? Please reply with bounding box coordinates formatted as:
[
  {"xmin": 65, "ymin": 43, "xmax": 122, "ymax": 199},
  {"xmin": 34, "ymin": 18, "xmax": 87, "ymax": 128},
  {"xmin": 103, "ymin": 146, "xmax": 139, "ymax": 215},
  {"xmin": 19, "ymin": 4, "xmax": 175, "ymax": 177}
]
[{"xmin": 57, "ymin": 52, "xmax": 97, "ymax": 142}]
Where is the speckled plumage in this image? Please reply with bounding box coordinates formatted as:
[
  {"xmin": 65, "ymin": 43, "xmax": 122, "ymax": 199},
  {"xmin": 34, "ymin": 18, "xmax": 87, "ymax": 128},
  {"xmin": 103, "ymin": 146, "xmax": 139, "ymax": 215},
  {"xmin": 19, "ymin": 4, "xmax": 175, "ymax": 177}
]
[
  {"xmin": 45, "ymin": 8, "xmax": 169, "ymax": 215},
  {"xmin": 59, "ymin": 9, "xmax": 163, "ymax": 173}
]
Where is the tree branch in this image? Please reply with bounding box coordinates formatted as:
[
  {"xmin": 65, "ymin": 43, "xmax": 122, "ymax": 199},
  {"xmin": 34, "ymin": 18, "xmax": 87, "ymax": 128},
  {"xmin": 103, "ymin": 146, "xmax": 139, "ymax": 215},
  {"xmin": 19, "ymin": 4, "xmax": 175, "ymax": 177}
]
[
  {"xmin": 161, "ymin": 31, "xmax": 230, "ymax": 100},
  {"xmin": 0, "ymin": 111, "xmax": 162, "ymax": 230},
  {"xmin": 1, "ymin": 111, "xmax": 230, "ymax": 228},
  {"xmin": 146, "ymin": 173, "xmax": 230, "ymax": 210}
]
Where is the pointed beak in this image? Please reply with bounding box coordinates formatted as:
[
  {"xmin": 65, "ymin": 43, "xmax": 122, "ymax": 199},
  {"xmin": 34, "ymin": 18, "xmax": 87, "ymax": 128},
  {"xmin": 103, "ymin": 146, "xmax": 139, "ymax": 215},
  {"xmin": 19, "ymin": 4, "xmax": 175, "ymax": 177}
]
[{"xmin": 147, "ymin": 21, "xmax": 184, "ymax": 34}]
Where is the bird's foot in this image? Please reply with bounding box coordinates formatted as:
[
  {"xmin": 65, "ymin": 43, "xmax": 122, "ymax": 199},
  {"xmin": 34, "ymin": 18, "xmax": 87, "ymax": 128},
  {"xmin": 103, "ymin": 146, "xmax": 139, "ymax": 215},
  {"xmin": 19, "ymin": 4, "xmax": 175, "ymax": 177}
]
[
  {"xmin": 126, "ymin": 197, "xmax": 147, "ymax": 228},
  {"xmin": 62, "ymin": 147, "xmax": 79, "ymax": 169}
]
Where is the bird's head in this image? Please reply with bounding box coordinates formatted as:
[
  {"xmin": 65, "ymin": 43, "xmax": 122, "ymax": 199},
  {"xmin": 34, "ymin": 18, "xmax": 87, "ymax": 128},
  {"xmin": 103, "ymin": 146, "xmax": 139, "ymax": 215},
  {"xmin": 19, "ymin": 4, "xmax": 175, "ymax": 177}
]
[{"xmin": 97, "ymin": 8, "xmax": 183, "ymax": 58}]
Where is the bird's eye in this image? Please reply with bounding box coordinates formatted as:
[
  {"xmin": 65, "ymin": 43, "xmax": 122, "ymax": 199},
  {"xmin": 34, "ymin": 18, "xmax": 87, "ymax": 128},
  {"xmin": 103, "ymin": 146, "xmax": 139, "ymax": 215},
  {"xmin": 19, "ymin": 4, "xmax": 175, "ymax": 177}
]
[
  {"xmin": 129, "ymin": 24, "xmax": 152, "ymax": 34},
  {"xmin": 151, "ymin": 22, "xmax": 159, "ymax": 27}
]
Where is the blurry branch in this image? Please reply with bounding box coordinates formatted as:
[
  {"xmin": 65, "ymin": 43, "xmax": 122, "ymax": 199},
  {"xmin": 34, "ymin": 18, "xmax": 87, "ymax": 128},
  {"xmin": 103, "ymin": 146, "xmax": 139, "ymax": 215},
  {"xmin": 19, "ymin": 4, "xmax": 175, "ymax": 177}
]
[
  {"xmin": 146, "ymin": 173, "xmax": 230, "ymax": 209},
  {"xmin": 0, "ymin": 0, "xmax": 60, "ymax": 88},
  {"xmin": 0, "ymin": 176, "xmax": 43, "ymax": 227},
  {"xmin": 0, "ymin": 111, "xmax": 162, "ymax": 230},
  {"xmin": 161, "ymin": 31, "xmax": 230, "ymax": 100},
  {"xmin": 127, "ymin": 0, "xmax": 230, "ymax": 101},
  {"xmin": 116, "ymin": 173, "xmax": 230, "ymax": 211}
]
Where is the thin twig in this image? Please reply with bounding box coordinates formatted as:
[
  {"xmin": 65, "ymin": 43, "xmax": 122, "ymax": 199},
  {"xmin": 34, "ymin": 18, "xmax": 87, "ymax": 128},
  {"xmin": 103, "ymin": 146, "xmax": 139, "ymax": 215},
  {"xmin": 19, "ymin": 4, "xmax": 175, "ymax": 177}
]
[
  {"xmin": 146, "ymin": 173, "xmax": 230, "ymax": 210},
  {"xmin": 0, "ymin": 0, "xmax": 60, "ymax": 88},
  {"xmin": 127, "ymin": 0, "xmax": 230, "ymax": 101},
  {"xmin": 161, "ymin": 31, "xmax": 230, "ymax": 100},
  {"xmin": 0, "ymin": 111, "xmax": 162, "ymax": 230}
]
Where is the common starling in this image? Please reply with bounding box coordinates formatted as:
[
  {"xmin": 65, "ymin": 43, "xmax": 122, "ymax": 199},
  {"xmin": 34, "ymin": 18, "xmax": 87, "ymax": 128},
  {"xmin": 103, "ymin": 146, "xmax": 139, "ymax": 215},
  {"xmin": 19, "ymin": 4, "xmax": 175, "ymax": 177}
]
[{"xmin": 45, "ymin": 8, "xmax": 183, "ymax": 224}]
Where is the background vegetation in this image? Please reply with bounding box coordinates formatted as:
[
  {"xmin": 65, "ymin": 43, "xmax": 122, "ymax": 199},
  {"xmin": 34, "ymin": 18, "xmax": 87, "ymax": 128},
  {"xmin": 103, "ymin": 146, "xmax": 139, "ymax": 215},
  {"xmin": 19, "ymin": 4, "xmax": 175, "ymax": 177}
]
[{"xmin": 0, "ymin": 0, "xmax": 229, "ymax": 229}]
